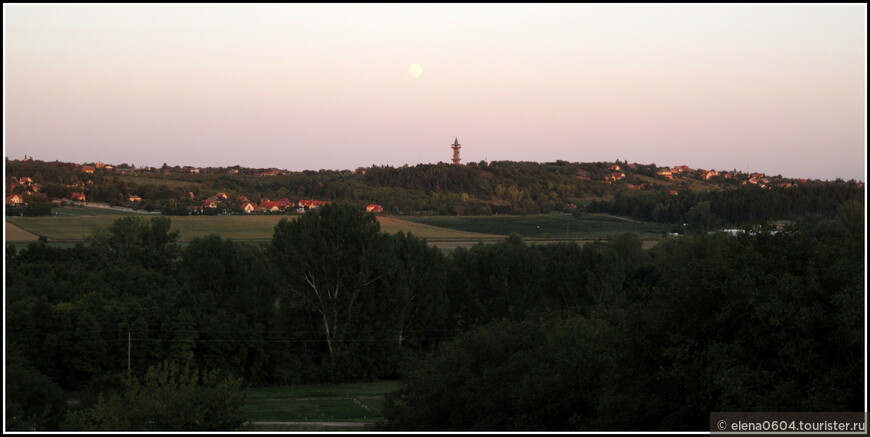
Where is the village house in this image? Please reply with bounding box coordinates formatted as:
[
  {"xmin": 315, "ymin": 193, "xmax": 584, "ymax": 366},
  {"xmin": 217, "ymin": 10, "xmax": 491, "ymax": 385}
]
[
  {"xmin": 700, "ymin": 170, "xmax": 720, "ymax": 180},
  {"xmin": 656, "ymin": 168, "xmax": 673, "ymax": 178},
  {"xmin": 19, "ymin": 177, "xmax": 33, "ymax": 185},
  {"xmin": 71, "ymin": 192, "xmax": 86, "ymax": 201},
  {"xmin": 128, "ymin": 195, "xmax": 142, "ymax": 202},
  {"xmin": 606, "ymin": 172, "xmax": 626, "ymax": 181},
  {"xmin": 298, "ymin": 199, "xmax": 332, "ymax": 209},
  {"xmin": 611, "ymin": 164, "xmax": 621, "ymax": 171},
  {"xmin": 259, "ymin": 200, "xmax": 284, "ymax": 212},
  {"xmin": 6, "ymin": 194, "xmax": 25, "ymax": 205},
  {"xmin": 82, "ymin": 166, "xmax": 95, "ymax": 173},
  {"xmin": 203, "ymin": 199, "xmax": 220, "ymax": 209},
  {"xmin": 241, "ymin": 202, "xmax": 259, "ymax": 213},
  {"xmin": 366, "ymin": 204, "xmax": 384, "ymax": 213}
]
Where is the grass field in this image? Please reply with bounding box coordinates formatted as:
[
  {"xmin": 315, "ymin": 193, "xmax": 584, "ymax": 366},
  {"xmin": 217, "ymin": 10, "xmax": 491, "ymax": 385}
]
[
  {"xmin": 238, "ymin": 381, "xmax": 398, "ymax": 431},
  {"xmin": 6, "ymin": 213, "xmax": 503, "ymax": 243},
  {"xmin": 404, "ymin": 213, "xmax": 670, "ymax": 239},
  {"xmin": 50, "ymin": 205, "xmax": 138, "ymax": 216},
  {"xmin": 6, "ymin": 212, "xmax": 666, "ymax": 250}
]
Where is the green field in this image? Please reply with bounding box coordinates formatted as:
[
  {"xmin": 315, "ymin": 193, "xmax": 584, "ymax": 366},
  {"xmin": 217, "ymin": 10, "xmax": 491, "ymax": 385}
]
[
  {"xmin": 404, "ymin": 213, "xmax": 670, "ymax": 239},
  {"xmin": 238, "ymin": 381, "xmax": 398, "ymax": 431},
  {"xmin": 50, "ymin": 205, "xmax": 140, "ymax": 216},
  {"xmin": 6, "ymin": 212, "xmax": 667, "ymax": 249},
  {"xmin": 6, "ymin": 213, "xmax": 502, "ymax": 243}
]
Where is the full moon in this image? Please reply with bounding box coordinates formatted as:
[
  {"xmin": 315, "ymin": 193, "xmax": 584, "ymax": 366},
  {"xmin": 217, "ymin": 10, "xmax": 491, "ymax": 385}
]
[{"xmin": 409, "ymin": 64, "xmax": 422, "ymax": 77}]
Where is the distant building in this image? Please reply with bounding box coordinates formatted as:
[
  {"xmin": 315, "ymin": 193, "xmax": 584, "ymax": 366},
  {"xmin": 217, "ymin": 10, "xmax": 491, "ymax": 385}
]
[
  {"xmin": 656, "ymin": 168, "xmax": 673, "ymax": 178},
  {"xmin": 298, "ymin": 199, "xmax": 332, "ymax": 209},
  {"xmin": 71, "ymin": 192, "xmax": 86, "ymax": 201},
  {"xmin": 366, "ymin": 204, "xmax": 384, "ymax": 213},
  {"xmin": 6, "ymin": 194, "xmax": 25, "ymax": 205},
  {"xmin": 82, "ymin": 166, "xmax": 95, "ymax": 173},
  {"xmin": 451, "ymin": 138, "xmax": 462, "ymax": 165}
]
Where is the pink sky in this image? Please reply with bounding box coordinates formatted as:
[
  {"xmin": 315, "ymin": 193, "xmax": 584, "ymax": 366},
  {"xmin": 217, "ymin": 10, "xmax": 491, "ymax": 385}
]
[{"xmin": 4, "ymin": 4, "xmax": 867, "ymax": 181}]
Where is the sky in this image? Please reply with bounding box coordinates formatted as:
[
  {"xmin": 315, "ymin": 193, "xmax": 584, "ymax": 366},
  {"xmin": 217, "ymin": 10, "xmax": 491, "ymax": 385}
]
[{"xmin": 3, "ymin": 3, "xmax": 867, "ymax": 181}]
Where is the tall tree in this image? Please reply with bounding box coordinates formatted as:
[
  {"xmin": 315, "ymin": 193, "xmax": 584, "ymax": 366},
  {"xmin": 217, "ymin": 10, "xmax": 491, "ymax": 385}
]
[{"xmin": 269, "ymin": 204, "xmax": 396, "ymax": 376}]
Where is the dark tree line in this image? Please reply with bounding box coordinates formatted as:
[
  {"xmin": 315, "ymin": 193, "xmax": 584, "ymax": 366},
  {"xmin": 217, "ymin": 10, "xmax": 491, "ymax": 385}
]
[
  {"xmin": 5, "ymin": 201, "xmax": 865, "ymax": 431},
  {"xmin": 588, "ymin": 183, "xmax": 863, "ymax": 227}
]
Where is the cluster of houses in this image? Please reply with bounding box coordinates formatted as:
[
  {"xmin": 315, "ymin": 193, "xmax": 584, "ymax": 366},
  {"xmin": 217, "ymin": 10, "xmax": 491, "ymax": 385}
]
[
  {"xmin": 185, "ymin": 193, "xmax": 384, "ymax": 215},
  {"xmin": 591, "ymin": 162, "xmax": 820, "ymax": 191}
]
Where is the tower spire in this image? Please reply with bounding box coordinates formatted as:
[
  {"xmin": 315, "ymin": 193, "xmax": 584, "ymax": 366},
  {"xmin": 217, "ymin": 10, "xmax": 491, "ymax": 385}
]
[{"xmin": 451, "ymin": 138, "xmax": 462, "ymax": 165}]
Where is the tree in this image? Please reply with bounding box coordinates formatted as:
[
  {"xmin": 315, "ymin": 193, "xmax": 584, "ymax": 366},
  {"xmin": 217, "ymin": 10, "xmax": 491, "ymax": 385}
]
[
  {"xmin": 269, "ymin": 204, "xmax": 396, "ymax": 377},
  {"xmin": 66, "ymin": 361, "xmax": 245, "ymax": 431}
]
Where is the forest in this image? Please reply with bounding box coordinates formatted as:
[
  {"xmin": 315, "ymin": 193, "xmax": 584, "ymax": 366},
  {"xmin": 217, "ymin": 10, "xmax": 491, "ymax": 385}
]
[{"xmin": 5, "ymin": 201, "xmax": 864, "ymax": 431}]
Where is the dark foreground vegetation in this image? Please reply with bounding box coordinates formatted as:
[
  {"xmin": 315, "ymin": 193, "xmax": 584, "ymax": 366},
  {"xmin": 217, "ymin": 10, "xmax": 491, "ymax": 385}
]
[{"xmin": 5, "ymin": 202, "xmax": 865, "ymax": 431}]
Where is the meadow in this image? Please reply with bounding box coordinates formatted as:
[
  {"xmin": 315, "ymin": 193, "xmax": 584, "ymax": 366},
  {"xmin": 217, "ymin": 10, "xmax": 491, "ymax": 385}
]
[
  {"xmin": 6, "ymin": 207, "xmax": 666, "ymax": 249},
  {"xmin": 238, "ymin": 381, "xmax": 398, "ymax": 431},
  {"xmin": 404, "ymin": 213, "xmax": 671, "ymax": 239}
]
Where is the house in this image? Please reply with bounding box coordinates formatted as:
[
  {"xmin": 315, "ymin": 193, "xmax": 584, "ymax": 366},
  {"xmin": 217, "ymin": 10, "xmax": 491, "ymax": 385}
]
[
  {"xmin": 19, "ymin": 177, "xmax": 33, "ymax": 185},
  {"xmin": 71, "ymin": 192, "xmax": 86, "ymax": 201},
  {"xmin": 611, "ymin": 164, "xmax": 621, "ymax": 171},
  {"xmin": 82, "ymin": 166, "xmax": 95, "ymax": 173},
  {"xmin": 259, "ymin": 200, "xmax": 284, "ymax": 212},
  {"xmin": 606, "ymin": 172, "xmax": 626, "ymax": 181},
  {"xmin": 298, "ymin": 199, "xmax": 332, "ymax": 209},
  {"xmin": 656, "ymin": 169, "xmax": 673, "ymax": 178},
  {"xmin": 95, "ymin": 162, "xmax": 106, "ymax": 169},
  {"xmin": 700, "ymin": 170, "xmax": 720, "ymax": 180},
  {"xmin": 277, "ymin": 198, "xmax": 295, "ymax": 209},
  {"xmin": 203, "ymin": 199, "xmax": 220, "ymax": 208},
  {"xmin": 128, "ymin": 195, "xmax": 142, "ymax": 202},
  {"xmin": 215, "ymin": 193, "xmax": 228, "ymax": 200},
  {"xmin": 241, "ymin": 202, "xmax": 259, "ymax": 213},
  {"xmin": 366, "ymin": 204, "xmax": 384, "ymax": 213},
  {"xmin": 6, "ymin": 194, "xmax": 24, "ymax": 205}
]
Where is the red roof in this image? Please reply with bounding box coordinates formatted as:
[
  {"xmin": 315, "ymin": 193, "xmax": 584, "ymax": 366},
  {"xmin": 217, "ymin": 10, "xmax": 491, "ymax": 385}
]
[{"xmin": 298, "ymin": 199, "xmax": 332, "ymax": 207}]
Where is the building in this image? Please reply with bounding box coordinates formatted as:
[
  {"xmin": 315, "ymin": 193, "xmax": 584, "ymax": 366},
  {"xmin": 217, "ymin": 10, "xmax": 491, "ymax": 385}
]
[
  {"xmin": 366, "ymin": 204, "xmax": 384, "ymax": 213},
  {"xmin": 298, "ymin": 199, "xmax": 332, "ymax": 209},
  {"xmin": 241, "ymin": 202, "xmax": 259, "ymax": 213},
  {"xmin": 6, "ymin": 194, "xmax": 25, "ymax": 205},
  {"xmin": 451, "ymin": 138, "xmax": 462, "ymax": 165},
  {"xmin": 71, "ymin": 192, "xmax": 86, "ymax": 201}
]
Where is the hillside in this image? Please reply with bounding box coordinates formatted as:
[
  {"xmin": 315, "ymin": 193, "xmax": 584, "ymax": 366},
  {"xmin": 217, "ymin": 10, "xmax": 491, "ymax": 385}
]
[{"xmin": 5, "ymin": 157, "xmax": 863, "ymax": 227}]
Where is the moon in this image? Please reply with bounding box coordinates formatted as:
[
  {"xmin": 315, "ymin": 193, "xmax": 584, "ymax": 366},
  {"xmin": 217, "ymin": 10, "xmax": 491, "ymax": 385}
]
[{"xmin": 409, "ymin": 64, "xmax": 422, "ymax": 77}]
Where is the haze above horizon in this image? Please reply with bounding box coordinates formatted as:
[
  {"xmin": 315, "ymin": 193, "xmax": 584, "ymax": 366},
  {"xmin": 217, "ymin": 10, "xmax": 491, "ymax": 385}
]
[{"xmin": 4, "ymin": 4, "xmax": 867, "ymax": 181}]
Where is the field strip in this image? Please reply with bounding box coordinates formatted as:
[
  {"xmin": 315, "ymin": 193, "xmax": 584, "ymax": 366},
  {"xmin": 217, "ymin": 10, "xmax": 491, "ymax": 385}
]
[
  {"xmin": 5, "ymin": 220, "xmax": 41, "ymax": 241},
  {"xmin": 6, "ymin": 214, "xmax": 506, "ymax": 242},
  {"xmin": 247, "ymin": 421, "xmax": 368, "ymax": 427}
]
